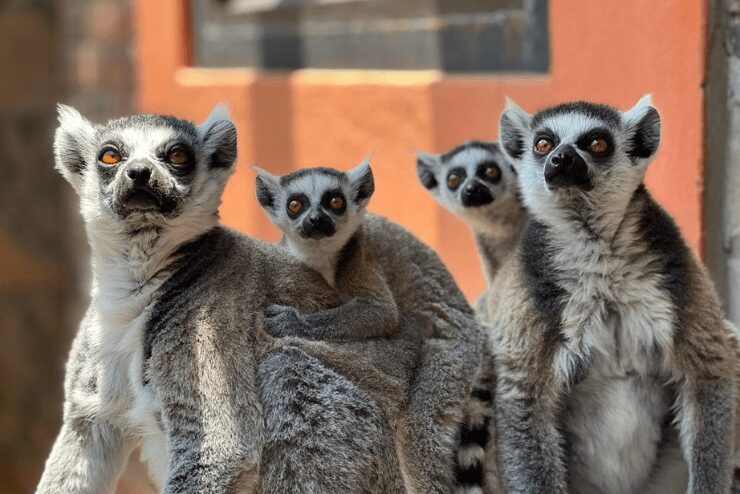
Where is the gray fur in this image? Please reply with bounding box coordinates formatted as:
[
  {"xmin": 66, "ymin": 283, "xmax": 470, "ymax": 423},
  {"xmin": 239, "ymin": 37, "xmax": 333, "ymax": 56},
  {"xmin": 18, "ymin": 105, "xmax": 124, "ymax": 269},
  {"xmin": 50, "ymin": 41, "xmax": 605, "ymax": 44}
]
[
  {"xmin": 488, "ymin": 96, "xmax": 737, "ymax": 494},
  {"xmin": 39, "ymin": 105, "xmax": 483, "ymax": 493},
  {"xmin": 256, "ymin": 162, "xmax": 486, "ymax": 492},
  {"xmin": 418, "ymin": 141, "xmax": 525, "ymax": 494},
  {"xmin": 255, "ymin": 161, "xmax": 397, "ymax": 341}
]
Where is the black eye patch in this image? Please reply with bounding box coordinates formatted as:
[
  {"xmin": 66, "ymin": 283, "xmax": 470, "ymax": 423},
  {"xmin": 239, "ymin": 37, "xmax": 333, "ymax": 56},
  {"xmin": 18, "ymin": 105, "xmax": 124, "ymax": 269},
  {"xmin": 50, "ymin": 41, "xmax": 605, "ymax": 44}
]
[
  {"xmin": 575, "ymin": 128, "xmax": 615, "ymax": 161},
  {"xmin": 286, "ymin": 193, "xmax": 309, "ymax": 219},
  {"xmin": 95, "ymin": 140, "xmax": 126, "ymax": 187},
  {"xmin": 477, "ymin": 161, "xmax": 502, "ymax": 184},
  {"xmin": 446, "ymin": 168, "xmax": 466, "ymax": 191},
  {"xmin": 158, "ymin": 141, "xmax": 196, "ymax": 177},
  {"xmin": 320, "ymin": 189, "xmax": 347, "ymax": 215}
]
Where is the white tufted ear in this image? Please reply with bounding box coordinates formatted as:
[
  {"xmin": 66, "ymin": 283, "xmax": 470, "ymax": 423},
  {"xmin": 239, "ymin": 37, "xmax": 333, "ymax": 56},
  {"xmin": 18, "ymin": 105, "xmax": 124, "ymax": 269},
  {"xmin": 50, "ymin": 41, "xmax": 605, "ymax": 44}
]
[
  {"xmin": 199, "ymin": 103, "xmax": 237, "ymax": 169},
  {"xmin": 253, "ymin": 166, "xmax": 282, "ymax": 217},
  {"xmin": 498, "ymin": 97, "xmax": 533, "ymax": 163},
  {"xmin": 346, "ymin": 156, "xmax": 375, "ymax": 209},
  {"xmin": 415, "ymin": 150, "xmax": 441, "ymax": 190},
  {"xmin": 622, "ymin": 94, "xmax": 661, "ymax": 163},
  {"xmin": 54, "ymin": 104, "xmax": 96, "ymax": 193}
]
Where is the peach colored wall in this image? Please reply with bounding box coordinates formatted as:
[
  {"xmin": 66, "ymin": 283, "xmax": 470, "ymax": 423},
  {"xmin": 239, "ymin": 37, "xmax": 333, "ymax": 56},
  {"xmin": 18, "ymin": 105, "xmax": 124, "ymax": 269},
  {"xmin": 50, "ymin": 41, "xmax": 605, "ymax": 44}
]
[{"xmin": 134, "ymin": 0, "xmax": 707, "ymax": 301}]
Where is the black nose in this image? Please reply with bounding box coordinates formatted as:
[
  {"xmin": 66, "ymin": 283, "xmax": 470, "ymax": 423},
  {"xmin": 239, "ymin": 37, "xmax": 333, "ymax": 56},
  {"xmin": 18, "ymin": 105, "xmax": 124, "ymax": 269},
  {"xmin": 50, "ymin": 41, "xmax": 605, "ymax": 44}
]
[
  {"xmin": 301, "ymin": 212, "xmax": 335, "ymax": 239},
  {"xmin": 127, "ymin": 166, "xmax": 152, "ymax": 187},
  {"xmin": 460, "ymin": 181, "xmax": 494, "ymax": 208},
  {"xmin": 544, "ymin": 146, "xmax": 592, "ymax": 190}
]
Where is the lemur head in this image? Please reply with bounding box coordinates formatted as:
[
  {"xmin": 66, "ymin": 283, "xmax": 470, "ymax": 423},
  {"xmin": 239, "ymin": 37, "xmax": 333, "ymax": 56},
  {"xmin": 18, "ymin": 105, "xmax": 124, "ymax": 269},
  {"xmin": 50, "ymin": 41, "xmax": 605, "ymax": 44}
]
[
  {"xmin": 416, "ymin": 141, "xmax": 519, "ymax": 230},
  {"xmin": 255, "ymin": 159, "xmax": 374, "ymax": 248},
  {"xmin": 54, "ymin": 104, "xmax": 237, "ymax": 235},
  {"xmin": 499, "ymin": 95, "xmax": 660, "ymax": 225}
]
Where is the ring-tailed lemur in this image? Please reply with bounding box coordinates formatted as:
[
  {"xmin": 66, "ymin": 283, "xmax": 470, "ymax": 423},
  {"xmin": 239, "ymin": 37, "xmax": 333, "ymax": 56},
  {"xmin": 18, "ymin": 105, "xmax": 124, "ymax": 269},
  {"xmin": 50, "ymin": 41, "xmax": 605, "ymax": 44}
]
[
  {"xmin": 416, "ymin": 140, "xmax": 525, "ymax": 320},
  {"xmin": 254, "ymin": 160, "xmax": 486, "ymax": 492},
  {"xmin": 36, "ymin": 105, "xmax": 428, "ymax": 494},
  {"xmin": 416, "ymin": 141, "xmax": 525, "ymax": 494},
  {"xmin": 487, "ymin": 95, "xmax": 737, "ymax": 493},
  {"xmin": 254, "ymin": 160, "xmax": 398, "ymax": 341}
]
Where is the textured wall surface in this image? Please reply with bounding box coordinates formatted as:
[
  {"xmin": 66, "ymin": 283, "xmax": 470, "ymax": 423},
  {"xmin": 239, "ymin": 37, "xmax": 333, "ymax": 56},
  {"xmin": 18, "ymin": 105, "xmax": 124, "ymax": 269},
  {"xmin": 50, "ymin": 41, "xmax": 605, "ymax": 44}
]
[
  {"xmin": 705, "ymin": 0, "xmax": 740, "ymax": 326},
  {"xmin": 137, "ymin": 0, "xmax": 709, "ymax": 301}
]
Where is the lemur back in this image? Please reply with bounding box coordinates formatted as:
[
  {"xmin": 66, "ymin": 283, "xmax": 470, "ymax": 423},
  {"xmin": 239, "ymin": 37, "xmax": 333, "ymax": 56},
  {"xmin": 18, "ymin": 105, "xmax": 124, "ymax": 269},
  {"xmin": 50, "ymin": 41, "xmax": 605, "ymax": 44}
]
[
  {"xmin": 490, "ymin": 96, "xmax": 738, "ymax": 494},
  {"xmin": 256, "ymin": 161, "xmax": 486, "ymax": 492}
]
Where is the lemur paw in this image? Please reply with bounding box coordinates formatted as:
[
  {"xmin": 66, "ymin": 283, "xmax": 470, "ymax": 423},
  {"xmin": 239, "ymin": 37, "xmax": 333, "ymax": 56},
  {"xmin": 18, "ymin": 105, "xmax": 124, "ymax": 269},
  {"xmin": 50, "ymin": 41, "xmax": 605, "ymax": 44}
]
[{"xmin": 263, "ymin": 304, "xmax": 311, "ymax": 338}]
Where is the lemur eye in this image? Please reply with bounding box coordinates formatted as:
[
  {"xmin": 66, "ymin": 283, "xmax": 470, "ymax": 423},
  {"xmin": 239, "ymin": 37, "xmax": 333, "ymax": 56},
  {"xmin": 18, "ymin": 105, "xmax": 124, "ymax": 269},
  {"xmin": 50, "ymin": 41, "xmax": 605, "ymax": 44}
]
[
  {"xmin": 288, "ymin": 199, "xmax": 303, "ymax": 214},
  {"xmin": 99, "ymin": 148, "xmax": 122, "ymax": 165},
  {"xmin": 167, "ymin": 148, "xmax": 189, "ymax": 165},
  {"xmin": 484, "ymin": 165, "xmax": 501, "ymax": 181},
  {"xmin": 535, "ymin": 138, "xmax": 554, "ymax": 154},
  {"xmin": 165, "ymin": 144, "xmax": 190, "ymax": 165},
  {"xmin": 447, "ymin": 173, "xmax": 461, "ymax": 188},
  {"xmin": 589, "ymin": 138, "xmax": 609, "ymax": 154},
  {"xmin": 329, "ymin": 195, "xmax": 345, "ymax": 211}
]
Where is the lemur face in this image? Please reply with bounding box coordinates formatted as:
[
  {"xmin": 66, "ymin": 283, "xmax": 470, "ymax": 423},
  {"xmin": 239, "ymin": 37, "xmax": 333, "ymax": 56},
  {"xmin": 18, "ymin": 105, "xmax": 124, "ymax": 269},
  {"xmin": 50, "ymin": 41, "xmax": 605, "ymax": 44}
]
[
  {"xmin": 255, "ymin": 160, "xmax": 374, "ymax": 243},
  {"xmin": 416, "ymin": 141, "xmax": 518, "ymax": 220},
  {"xmin": 54, "ymin": 105, "xmax": 236, "ymax": 225},
  {"xmin": 498, "ymin": 96, "xmax": 660, "ymax": 220}
]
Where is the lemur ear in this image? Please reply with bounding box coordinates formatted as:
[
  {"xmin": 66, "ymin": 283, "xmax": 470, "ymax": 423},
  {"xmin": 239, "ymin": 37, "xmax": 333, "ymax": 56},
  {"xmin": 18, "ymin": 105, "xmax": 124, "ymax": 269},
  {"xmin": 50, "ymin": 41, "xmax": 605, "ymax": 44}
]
[
  {"xmin": 54, "ymin": 104, "xmax": 95, "ymax": 192},
  {"xmin": 198, "ymin": 103, "xmax": 237, "ymax": 169},
  {"xmin": 623, "ymin": 94, "xmax": 661, "ymax": 162},
  {"xmin": 415, "ymin": 151, "xmax": 440, "ymax": 190},
  {"xmin": 346, "ymin": 157, "xmax": 375, "ymax": 209},
  {"xmin": 253, "ymin": 166, "xmax": 281, "ymax": 213},
  {"xmin": 499, "ymin": 97, "xmax": 532, "ymax": 162}
]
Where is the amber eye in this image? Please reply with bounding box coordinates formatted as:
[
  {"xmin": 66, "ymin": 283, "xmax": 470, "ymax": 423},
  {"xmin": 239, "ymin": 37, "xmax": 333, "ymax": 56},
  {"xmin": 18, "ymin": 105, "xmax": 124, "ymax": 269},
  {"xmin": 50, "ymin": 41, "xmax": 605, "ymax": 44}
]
[
  {"xmin": 288, "ymin": 199, "xmax": 303, "ymax": 214},
  {"xmin": 589, "ymin": 138, "xmax": 609, "ymax": 154},
  {"xmin": 447, "ymin": 173, "xmax": 461, "ymax": 188},
  {"xmin": 167, "ymin": 148, "xmax": 189, "ymax": 165},
  {"xmin": 484, "ymin": 166, "xmax": 501, "ymax": 181},
  {"xmin": 535, "ymin": 138, "xmax": 554, "ymax": 154},
  {"xmin": 329, "ymin": 195, "xmax": 345, "ymax": 211},
  {"xmin": 100, "ymin": 149, "xmax": 122, "ymax": 165}
]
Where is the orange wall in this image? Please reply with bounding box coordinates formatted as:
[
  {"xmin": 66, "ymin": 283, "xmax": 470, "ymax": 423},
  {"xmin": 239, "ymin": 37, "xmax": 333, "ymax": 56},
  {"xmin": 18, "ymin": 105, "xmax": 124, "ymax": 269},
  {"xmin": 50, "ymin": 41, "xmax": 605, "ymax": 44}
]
[{"xmin": 134, "ymin": 0, "xmax": 707, "ymax": 301}]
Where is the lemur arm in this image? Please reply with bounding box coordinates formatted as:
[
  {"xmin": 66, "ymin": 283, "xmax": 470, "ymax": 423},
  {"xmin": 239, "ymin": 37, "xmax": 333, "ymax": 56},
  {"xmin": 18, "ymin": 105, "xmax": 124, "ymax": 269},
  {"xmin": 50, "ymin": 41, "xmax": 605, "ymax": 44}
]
[
  {"xmin": 494, "ymin": 341, "xmax": 568, "ymax": 494},
  {"xmin": 673, "ymin": 323, "xmax": 736, "ymax": 493},
  {"xmin": 36, "ymin": 420, "xmax": 132, "ymax": 494},
  {"xmin": 152, "ymin": 316, "xmax": 263, "ymax": 494},
  {"xmin": 264, "ymin": 261, "xmax": 399, "ymax": 341},
  {"xmin": 36, "ymin": 318, "xmax": 133, "ymax": 494}
]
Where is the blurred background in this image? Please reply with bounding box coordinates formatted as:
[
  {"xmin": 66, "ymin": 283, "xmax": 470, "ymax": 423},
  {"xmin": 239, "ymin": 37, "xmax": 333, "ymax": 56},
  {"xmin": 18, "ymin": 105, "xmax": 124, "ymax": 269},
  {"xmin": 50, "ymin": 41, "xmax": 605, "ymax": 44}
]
[{"xmin": 0, "ymin": 0, "xmax": 738, "ymax": 492}]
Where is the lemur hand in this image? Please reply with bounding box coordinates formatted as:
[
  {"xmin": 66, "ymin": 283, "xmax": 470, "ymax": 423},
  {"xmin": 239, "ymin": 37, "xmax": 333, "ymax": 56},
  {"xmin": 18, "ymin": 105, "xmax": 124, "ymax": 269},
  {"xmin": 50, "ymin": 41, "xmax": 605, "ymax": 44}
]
[{"xmin": 263, "ymin": 304, "xmax": 313, "ymax": 338}]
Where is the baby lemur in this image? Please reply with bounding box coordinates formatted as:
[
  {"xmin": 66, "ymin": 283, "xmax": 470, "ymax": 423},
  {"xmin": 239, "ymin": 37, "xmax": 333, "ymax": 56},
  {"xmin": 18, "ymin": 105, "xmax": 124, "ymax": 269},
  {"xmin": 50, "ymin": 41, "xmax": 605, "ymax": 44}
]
[
  {"xmin": 255, "ymin": 161, "xmax": 486, "ymax": 493},
  {"xmin": 490, "ymin": 95, "xmax": 737, "ymax": 493},
  {"xmin": 255, "ymin": 160, "xmax": 398, "ymax": 341}
]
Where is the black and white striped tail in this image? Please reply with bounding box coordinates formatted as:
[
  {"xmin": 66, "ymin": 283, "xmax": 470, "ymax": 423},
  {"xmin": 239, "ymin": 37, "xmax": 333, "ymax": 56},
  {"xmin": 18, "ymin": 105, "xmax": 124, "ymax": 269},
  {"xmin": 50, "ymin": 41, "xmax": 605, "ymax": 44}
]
[{"xmin": 455, "ymin": 347, "xmax": 497, "ymax": 494}]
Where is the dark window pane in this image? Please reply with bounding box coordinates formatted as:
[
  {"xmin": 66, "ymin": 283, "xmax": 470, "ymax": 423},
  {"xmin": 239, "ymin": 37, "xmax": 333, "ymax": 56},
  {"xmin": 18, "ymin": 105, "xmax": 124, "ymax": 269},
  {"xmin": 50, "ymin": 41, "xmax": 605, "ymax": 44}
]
[{"xmin": 191, "ymin": 0, "xmax": 549, "ymax": 72}]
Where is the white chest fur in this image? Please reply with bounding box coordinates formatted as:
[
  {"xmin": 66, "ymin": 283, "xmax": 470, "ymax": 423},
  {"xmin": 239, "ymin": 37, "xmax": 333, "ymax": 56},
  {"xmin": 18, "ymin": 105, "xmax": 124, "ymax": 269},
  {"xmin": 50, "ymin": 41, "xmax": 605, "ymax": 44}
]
[
  {"xmin": 90, "ymin": 255, "xmax": 171, "ymax": 489},
  {"xmin": 547, "ymin": 219, "xmax": 684, "ymax": 493}
]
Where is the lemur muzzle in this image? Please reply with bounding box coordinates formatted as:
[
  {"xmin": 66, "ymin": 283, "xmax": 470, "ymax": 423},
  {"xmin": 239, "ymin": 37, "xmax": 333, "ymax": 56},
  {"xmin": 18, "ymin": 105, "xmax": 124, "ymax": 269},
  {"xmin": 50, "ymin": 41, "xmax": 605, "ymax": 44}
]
[{"xmin": 545, "ymin": 145, "xmax": 593, "ymax": 191}]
